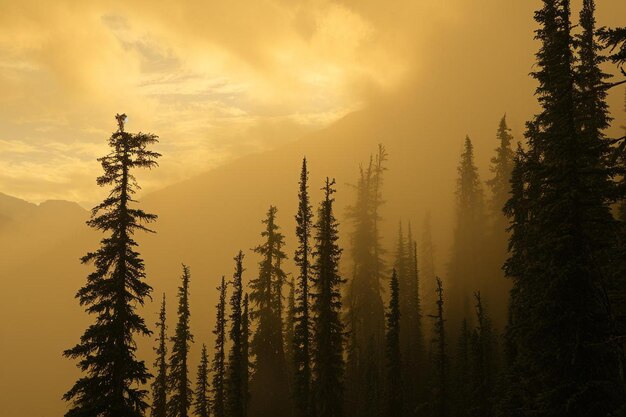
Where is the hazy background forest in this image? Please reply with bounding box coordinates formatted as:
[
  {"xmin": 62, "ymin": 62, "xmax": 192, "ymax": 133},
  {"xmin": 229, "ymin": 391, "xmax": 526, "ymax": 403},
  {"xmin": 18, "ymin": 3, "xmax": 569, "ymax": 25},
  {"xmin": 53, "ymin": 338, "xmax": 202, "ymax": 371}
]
[{"xmin": 1, "ymin": 1, "xmax": 626, "ymax": 417}]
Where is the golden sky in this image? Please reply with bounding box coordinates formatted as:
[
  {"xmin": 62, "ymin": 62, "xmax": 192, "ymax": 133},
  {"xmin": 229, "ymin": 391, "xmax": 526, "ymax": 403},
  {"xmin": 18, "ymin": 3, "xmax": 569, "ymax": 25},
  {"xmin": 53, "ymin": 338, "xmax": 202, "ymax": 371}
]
[{"xmin": 0, "ymin": 0, "xmax": 625, "ymax": 206}]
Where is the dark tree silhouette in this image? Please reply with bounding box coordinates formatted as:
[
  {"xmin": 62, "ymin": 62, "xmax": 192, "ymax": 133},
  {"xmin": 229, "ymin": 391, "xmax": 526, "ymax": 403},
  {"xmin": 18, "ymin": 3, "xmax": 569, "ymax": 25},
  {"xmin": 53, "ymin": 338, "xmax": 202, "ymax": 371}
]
[
  {"xmin": 63, "ymin": 113, "xmax": 159, "ymax": 417},
  {"xmin": 168, "ymin": 265, "xmax": 194, "ymax": 417},
  {"xmin": 241, "ymin": 294, "xmax": 250, "ymax": 417},
  {"xmin": 385, "ymin": 269, "xmax": 402, "ymax": 417},
  {"xmin": 212, "ymin": 276, "xmax": 227, "ymax": 417},
  {"xmin": 152, "ymin": 294, "xmax": 168, "ymax": 417},
  {"xmin": 193, "ymin": 345, "xmax": 210, "ymax": 417},
  {"xmin": 453, "ymin": 320, "xmax": 471, "ymax": 417},
  {"xmin": 285, "ymin": 276, "xmax": 296, "ymax": 388},
  {"xmin": 227, "ymin": 252, "xmax": 245, "ymax": 417},
  {"xmin": 249, "ymin": 206, "xmax": 291, "ymax": 417},
  {"xmin": 311, "ymin": 178, "xmax": 345, "ymax": 417},
  {"xmin": 293, "ymin": 158, "xmax": 314, "ymax": 417},
  {"xmin": 429, "ymin": 278, "xmax": 447, "ymax": 417},
  {"xmin": 503, "ymin": 1, "xmax": 625, "ymax": 415}
]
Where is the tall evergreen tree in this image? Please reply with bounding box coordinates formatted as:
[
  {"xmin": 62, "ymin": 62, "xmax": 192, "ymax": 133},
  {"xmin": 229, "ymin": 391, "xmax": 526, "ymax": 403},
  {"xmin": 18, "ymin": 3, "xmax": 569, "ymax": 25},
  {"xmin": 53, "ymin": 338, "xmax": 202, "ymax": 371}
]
[
  {"xmin": 249, "ymin": 206, "xmax": 291, "ymax": 417},
  {"xmin": 487, "ymin": 116, "xmax": 515, "ymax": 222},
  {"xmin": 152, "ymin": 294, "xmax": 169, "ymax": 417},
  {"xmin": 293, "ymin": 158, "xmax": 314, "ymax": 417},
  {"xmin": 449, "ymin": 136, "xmax": 486, "ymax": 326},
  {"xmin": 285, "ymin": 276, "xmax": 296, "ymax": 389},
  {"xmin": 429, "ymin": 278, "xmax": 447, "ymax": 417},
  {"xmin": 193, "ymin": 345, "xmax": 210, "ymax": 417},
  {"xmin": 503, "ymin": 1, "xmax": 626, "ymax": 415},
  {"xmin": 227, "ymin": 252, "xmax": 245, "ymax": 417},
  {"xmin": 453, "ymin": 320, "xmax": 471, "ymax": 417},
  {"xmin": 241, "ymin": 294, "xmax": 250, "ymax": 417},
  {"xmin": 385, "ymin": 269, "xmax": 402, "ymax": 417},
  {"xmin": 212, "ymin": 276, "xmax": 227, "ymax": 417},
  {"xmin": 63, "ymin": 113, "xmax": 159, "ymax": 417},
  {"xmin": 345, "ymin": 146, "xmax": 388, "ymax": 417},
  {"xmin": 168, "ymin": 265, "xmax": 194, "ymax": 417},
  {"xmin": 419, "ymin": 213, "xmax": 437, "ymax": 319},
  {"xmin": 311, "ymin": 178, "xmax": 345, "ymax": 417}
]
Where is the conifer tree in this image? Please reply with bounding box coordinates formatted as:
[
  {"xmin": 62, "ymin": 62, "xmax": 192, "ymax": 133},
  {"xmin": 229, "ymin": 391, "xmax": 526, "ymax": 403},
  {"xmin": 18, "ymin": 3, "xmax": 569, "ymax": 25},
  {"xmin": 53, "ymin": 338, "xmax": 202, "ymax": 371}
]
[
  {"xmin": 63, "ymin": 113, "xmax": 159, "ymax": 417},
  {"xmin": 241, "ymin": 294, "xmax": 250, "ymax": 417},
  {"xmin": 429, "ymin": 278, "xmax": 447, "ymax": 417},
  {"xmin": 168, "ymin": 265, "xmax": 194, "ymax": 417},
  {"xmin": 449, "ymin": 136, "xmax": 486, "ymax": 325},
  {"xmin": 285, "ymin": 276, "xmax": 296, "ymax": 387},
  {"xmin": 212, "ymin": 276, "xmax": 227, "ymax": 417},
  {"xmin": 193, "ymin": 345, "xmax": 210, "ymax": 417},
  {"xmin": 249, "ymin": 206, "xmax": 291, "ymax": 417},
  {"xmin": 345, "ymin": 146, "xmax": 388, "ymax": 417},
  {"xmin": 152, "ymin": 294, "xmax": 169, "ymax": 417},
  {"xmin": 487, "ymin": 116, "xmax": 515, "ymax": 223},
  {"xmin": 293, "ymin": 158, "xmax": 314, "ymax": 417},
  {"xmin": 468, "ymin": 292, "xmax": 496, "ymax": 417},
  {"xmin": 227, "ymin": 252, "xmax": 245, "ymax": 417},
  {"xmin": 419, "ymin": 213, "xmax": 437, "ymax": 316},
  {"xmin": 311, "ymin": 178, "xmax": 345, "ymax": 417},
  {"xmin": 503, "ymin": 1, "xmax": 625, "ymax": 414},
  {"xmin": 385, "ymin": 269, "xmax": 402, "ymax": 417},
  {"xmin": 453, "ymin": 320, "xmax": 471, "ymax": 417}
]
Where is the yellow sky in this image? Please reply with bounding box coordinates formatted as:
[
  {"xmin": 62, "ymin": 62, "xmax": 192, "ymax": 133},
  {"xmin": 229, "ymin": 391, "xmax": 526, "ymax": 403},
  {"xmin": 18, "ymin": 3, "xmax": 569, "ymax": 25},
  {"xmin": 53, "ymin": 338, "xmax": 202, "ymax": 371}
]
[{"xmin": 0, "ymin": 0, "xmax": 625, "ymax": 206}]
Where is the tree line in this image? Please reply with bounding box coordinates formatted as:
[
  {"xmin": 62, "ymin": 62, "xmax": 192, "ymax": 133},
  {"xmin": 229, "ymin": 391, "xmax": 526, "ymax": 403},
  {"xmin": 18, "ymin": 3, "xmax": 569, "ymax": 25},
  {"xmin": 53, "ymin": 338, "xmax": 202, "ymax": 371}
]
[{"xmin": 62, "ymin": 1, "xmax": 626, "ymax": 417}]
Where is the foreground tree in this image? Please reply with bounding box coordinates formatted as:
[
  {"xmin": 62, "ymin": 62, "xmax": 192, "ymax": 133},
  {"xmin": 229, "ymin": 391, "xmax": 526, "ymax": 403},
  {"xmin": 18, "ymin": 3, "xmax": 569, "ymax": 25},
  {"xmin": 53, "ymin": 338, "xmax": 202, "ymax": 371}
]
[
  {"xmin": 249, "ymin": 206, "xmax": 291, "ymax": 417},
  {"xmin": 152, "ymin": 295, "xmax": 169, "ymax": 417},
  {"xmin": 385, "ymin": 269, "xmax": 402, "ymax": 417},
  {"xmin": 193, "ymin": 345, "xmax": 210, "ymax": 417},
  {"xmin": 429, "ymin": 278, "xmax": 448, "ymax": 417},
  {"xmin": 227, "ymin": 252, "xmax": 245, "ymax": 417},
  {"xmin": 312, "ymin": 178, "xmax": 345, "ymax": 417},
  {"xmin": 212, "ymin": 276, "xmax": 227, "ymax": 417},
  {"xmin": 63, "ymin": 114, "xmax": 159, "ymax": 417},
  {"xmin": 503, "ymin": 1, "xmax": 625, "ymax": 415},
  {"xmin": 168, "ymin": 266, "xmax": 194, "ymax": 417},
  {"xmin": 293, "ymin": 158, "xmax": 314, "ymax": 417},
  {"xmin": 241, "ymin": 294, "xmax": 251, "ymax": 417}
]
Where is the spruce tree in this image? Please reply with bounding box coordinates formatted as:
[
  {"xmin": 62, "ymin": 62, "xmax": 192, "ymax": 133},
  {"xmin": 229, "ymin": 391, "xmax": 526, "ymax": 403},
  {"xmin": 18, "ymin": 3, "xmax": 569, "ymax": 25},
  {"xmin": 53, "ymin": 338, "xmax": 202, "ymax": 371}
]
[
  {"xmin": 212, "ymin": 276, "xmax": 227, "ymax": 417},
  {"xmin": 227, "ymin": 252, "xmax": 245, "ymax": 417},
  {"xmin": 249, "ymin": 206, "xmax": 291, "ymax": 417},
  {"xmin": 311, "ymin": 178, "xmax": 345, "ymax": 417},
  {"xmin": 63, "ymin": 113, "xmax": 159, "ymax": 417},
  {"xmin": 487, "ymin": 115, "xmax": 515, "ymax": 223},
  {"xmin": 453, "ymin": 320, "xmax": 471, "ymax": 417},
  {"xmin": 193, "ymin": 345, "xmax": 210, "ymax": 417},
  {"xmin": 468, "ymin": 292, "xmax": 496, "ymax": 417},
  {"xmin": 152, "ymin": 294, "xmax": 169, "ymax": 417},
  {"xmin": 345, "ymin": 146, "xmax": 388, "ymax": 417},
  {"xmin": 285, "ymin": 276, "xmax": 296, "ymax": 389},
  {"xmin": 168, "ymin": 265, "xmax": 194, "ymax": 417},
  {"xmin": 449, "ymin": 136, "xmax": 486, "ymax": 325},
  {"xmin": 385, "ymin": 269, "xmax": 402, "ymax": 417},
  {"xmin": 429, "ymin": 278, "xmax": 447, "ymax": 417},
  {"xmin": 293, "ymin": 157, "xmax": 313, "ymax": 417},
  {"xmin": 503, "ymin": 1, "xmax": 625, "ymax": 415},
  {"xmin": 241, "ymin": 294, "xmax": 250, "ymax": 417}
]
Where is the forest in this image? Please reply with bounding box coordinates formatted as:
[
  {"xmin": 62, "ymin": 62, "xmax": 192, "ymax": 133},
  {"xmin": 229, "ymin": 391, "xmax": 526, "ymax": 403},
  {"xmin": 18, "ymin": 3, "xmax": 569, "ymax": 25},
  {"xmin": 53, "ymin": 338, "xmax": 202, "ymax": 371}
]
[{"xmin": 20, "ymin": 0, "xmax": 626, "ymax": 416}]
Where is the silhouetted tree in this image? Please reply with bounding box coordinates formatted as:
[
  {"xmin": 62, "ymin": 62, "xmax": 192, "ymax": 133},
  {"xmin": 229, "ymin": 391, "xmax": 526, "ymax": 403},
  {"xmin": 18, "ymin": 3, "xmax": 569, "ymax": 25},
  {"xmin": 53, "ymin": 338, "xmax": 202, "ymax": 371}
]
[
  {"xmin": 312, "ymin": 178, "xmax": 345, "ymax": 417},
  {"xmin": 293, "ymin": 158, "xmax": 314, "ymax": 417},
  {"xmin": 193, "ymin": 345, "xmax": 210, "ymax": 417},
  {"xmin": 285, "ymin": 276, "xmax": 296, "ymax": 388},
  {"xmin": 420, "ymin": 213, "xmax": 437, "ymax": 315},
  {"xmin": 249, "ymin": 206, "xmax": 291, "ymax": 417},
  {"xmin": 503, "ymin": 1, "xmax": 625, "ymax": 415},
  {"xmin": 385, "ymin": 269, "xmax": 402, "ymax": 417},
  {"xmin": 63, "ymin": 113, "xmax": 159, "ymax": 417},
  {"xmin": 345, "ymin": 146, "xmax": 388, "ymax": 417},
  {"xmin": 227, "ymin": 252, "xmax": 245, "ymax": 417},
  {"xmin": 152, "ymin": 294, "xmax": 169, "ymax": 417},
  {"xmin": 212, "ymin": 276, "xmax": 227, "ymax": 417},
  {"xmin": 453, "ymin": 320, "xmax": 471, "ymax": 417},
  {"xmin": 168, "ymin": 265, "xmax": 194, "ymax": 417},
  {"xmin": 242, "ymin": 294, "xmax": 250, "ymax": 417},
  {"xmin": 429, "ymin": 278, "xmax": 447, "ymax": 417}
]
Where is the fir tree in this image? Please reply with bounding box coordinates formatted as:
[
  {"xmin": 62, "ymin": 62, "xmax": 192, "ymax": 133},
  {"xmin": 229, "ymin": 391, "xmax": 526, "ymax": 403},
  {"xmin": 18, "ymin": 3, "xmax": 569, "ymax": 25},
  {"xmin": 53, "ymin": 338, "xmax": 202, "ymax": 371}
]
[
  {"xmin": 468, "ymin": 292, "xmax": 496, "ymax": 417},
  {"xmin": 429, "ymin": 278, "xmax": 447, "ymax": 417},
  {"xmin": 453, "ymin": 320, "xmax": 471, "ymax": 417},
  {"xmin": 241, "ymin": 294, "xmax": 250, "ymax": 417},
  {"xmin": 385, "ymin": 269, "xmax": 402, "ymax": 417},
  {"xmin": 152, "ymin": 294, "xmax": 169, "ymax": 417},
  {"xmin": 487, "ymin": 115, "xmax": 515, "ymax": 222},
  {"xmin": 285, "ymin": 276, "xmax": 296, "ymax": 388},
  {"xmin": 249, "ymin": 206, "xmax": 291, "ymax": 417},
  {"xmin": 227, "ymin": 252, "xmax": 245, "ymax": 417},
  {"xmin": 168, "ymin": 265, "xmax": 194, "ymax": 417},
  {"xmin": 293, "ymin": 157, "xmax": 314, "ymax": 417},
  {"xmin": 63, "ymin": 113, "xmax": 159, "ymax": 417},
  {"xmin": 193, "ymin": 345, "xmax": 210, "ymax": 417},
  {"xmin": 503, "ymin": 1, "xmax": 625, "ymax": 415},
  {"xmin": 449, "ymin": 136, "xmax": 486, "ymax": 325},
  {"xmin": 212, "ymin": 276, "xmax": 227, "ymax": 417},
  {"xmin": 312, "ymin": 178, "xmax": 345, "ymax": 417}
]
